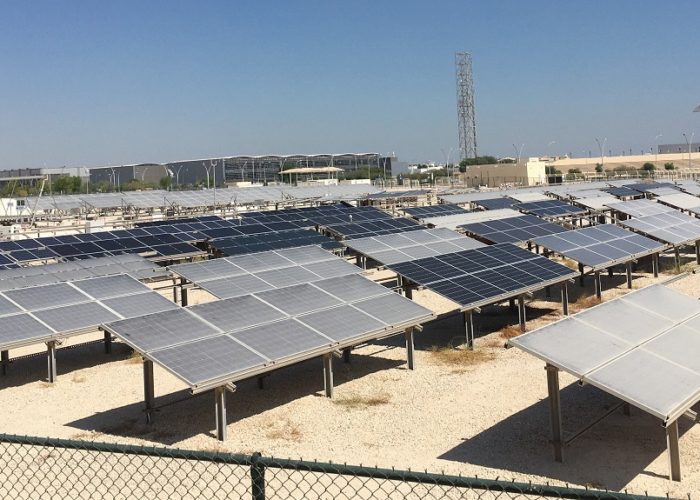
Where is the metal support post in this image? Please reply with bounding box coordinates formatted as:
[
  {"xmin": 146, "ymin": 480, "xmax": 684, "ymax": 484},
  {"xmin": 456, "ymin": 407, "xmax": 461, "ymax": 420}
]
[
  {"xmin": 180, "ymin": 280, "xmax": 188, "ymax": 307},
  {"xmin": 535, "ymin": 244, "xmax": 540, "ymax": 254},
  {"xmin": 143, "ymin": 359, "xmax": 155, "ymax": 423},
  {"xmin": 623, "ymin": 403, "xmax": 631, "ymax": 416},
  {"xmin": 508, "ymin": 298, "xmax": 516, "ymax": 310},
  {"xmin": 342, "ymin": 347, "xmax": 351, "ymax": 364},
  {"xmin": 1, "ymin": 349, "xmax": 9, "ymax": 375},
  {"xmin": 652, "ymin": 253, "xmax": 659, "ymax": 278},
  {"xmin": 257, "ymin": 377, "xmax": 265, "ymax": 389},
  {"xmin": 607, "ymin": 268, "xmax": 613, "ymax": 278},
  {"xmin": 404, "ymin": 327, "xmax": 415, "ymax": 370},
  {"xmin": 674, "ymin": 247, "xmax": 681, "ymax": 272},
  {"xmin": 527, "ymin": 241, "xmax": 532, "ymax": 251},
  {"xmin": 104, "ymin": 330, "xmax": 112, "ymax": 354},
  {"xmin": 544, "ymin": 285, "xmax": 551, "ymax": 299},
  {"xmin": 46, "ymin": 341, "xmax": 57, "ymax": 383},
  {"xmin": 517, "ymin": 296, "xmax": 526, "ymax": 332},
  {"xmin": 666, "ymin": 419, "xmax": 681, "ymax": 481},
  {"xmin": 561, "ymin": 282, "xmax": 569, "ymax": 316},
  {"xmin": 696, "ymin": 241, "xmax": 700, "ymax": 265},
  {"xmin": 323, "ymin": 353, "xmax": 334, "ymax": 398},
  {"xmin": 546, "ymin": 363, "xmax": 563, "ymax": 462},
  {"xmin": 172, "ymin": 281, "xmax": 179, "ymax": 304},
  {"xmin": 355, "ymin": 255, "xmax": 361, "ymax": 267},
  {"xmin": 361, "ymin": 256, "xmax": 367, "ymax": 270},
  {"xmin": 463, "ymin": 310, "xmax": 475, "ymax": 349},
  {"xmin": 403, "ymin": 285, "xmax": 413, "ymax": 300},
  {"xmin": 626, "ymin": 262, "xmax": 632, "ymax": 289},
  {"xmin": 594, "ymin": 272, "xmax": 602, "ymax": 299},
  {"xmin": 215, "ymin": 386, "xmax": 227, "ymax": 441},
  {"xmin": 578, "ymin": 263, "xmax": 585, "ymax": 287}
]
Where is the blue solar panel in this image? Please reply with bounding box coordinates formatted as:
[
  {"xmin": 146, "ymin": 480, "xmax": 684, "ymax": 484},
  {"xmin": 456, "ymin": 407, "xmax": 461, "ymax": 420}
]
[{"xmin": 459, "ymin": 214, "xmax": 567, "ymax": 244}]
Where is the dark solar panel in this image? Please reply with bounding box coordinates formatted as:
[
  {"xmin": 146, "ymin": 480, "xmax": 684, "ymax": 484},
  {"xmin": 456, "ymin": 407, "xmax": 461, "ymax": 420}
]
[
  {"xmin": 459, "ymin": 214, "xmax": 567, "ymax": 244},
  {"xmin": 403, "ymin": 204, "xmax": 467, "ymax": 218},
  {"xmin": 512, "ymin": 200, "xmax": 588, "ymax": 218},
  {"xmin": 387, "ymin": 243, "xmax": 577, "ymax": 308},
  {"xmin": 474, "ymin": 198, "xmax": 516, "ymax": 210}
]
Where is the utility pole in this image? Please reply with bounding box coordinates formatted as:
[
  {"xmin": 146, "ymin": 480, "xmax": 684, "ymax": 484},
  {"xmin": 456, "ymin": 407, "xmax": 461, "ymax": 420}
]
[{"xmin": 455, "ymin": 52, "xmax": 477, "ymax": 162}]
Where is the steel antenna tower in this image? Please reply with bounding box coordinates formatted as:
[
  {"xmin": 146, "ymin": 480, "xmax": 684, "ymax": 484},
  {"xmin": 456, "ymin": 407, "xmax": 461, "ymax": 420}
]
[{"xmin": 455, "ymin": 52, "xmax": 477, "ymax": 161}]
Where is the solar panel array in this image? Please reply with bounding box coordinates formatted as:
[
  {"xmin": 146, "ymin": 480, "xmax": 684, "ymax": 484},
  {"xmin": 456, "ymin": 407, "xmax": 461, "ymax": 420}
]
[
  {"xmin": 324, "ymin": 218, "xmax": 422, "ymax": 239},
  {"xmin": 531, "ymin": 224, "xmax": 665, "ymax": 270},
  {"xmin": 509, "ymin": 284, "xmax": 700, "ymax": 422},
  {"xmin": 512, "ymin": 199, "xmax": 588, "ymax": 218},
  {"xmin": 209, "ymin": 229, "xmax": 341, "ymax": 257},
  {"xmin": 344, "ymin": 228, "xmax": 485, "ymax": 265},
  {"xmin": 572, "ymin": 194, "xmax": 621, "ymax": 211},
  {"xmin": 170, "ymin": 247, "xmax": 361, "ymax": 299},
  {"xmin": 240, "ymin": 205, "xmax": 391, "ymax": 227},
  {"xmin": 458, "ymin": 214, "xmax": 568, "ymax": 244},
  {"xmin": 624, "ymin": 182, "xmax": 678, "ymax": 194},
  {"xmin": 603, "ymin": 186, "xmax": 642, "ymax": 199},
  {"xmin": 388, "ymin": 243, "xmax": 578, "ymax": 310},
  {"xmin": 0, "ymin": 254, "xmax": 167, "ymax": 292},
  {"xmin": 656, "ymin": 193, "xmax": 700, "ymax": 212},
  {"xmin": 0, "ymin": 274, "xmax": 178, "ymax": 351},
  {"xmin": 402, "ymin": 204, "xmax": 468, "ymax": 219},
  {"xmin": 474, "ymin": 197, "xmax": 516, "ymax": 210},
  {"xmin": 104, "ymin": 274, "xmax": 433, "ymax": 391},
  {"xmin": 605, "ymin": 199, "xmax": 676, "ymax": 218},
  {"xmin": 619, "ymin": 212, "xmax": 700, "ymax": 246}
]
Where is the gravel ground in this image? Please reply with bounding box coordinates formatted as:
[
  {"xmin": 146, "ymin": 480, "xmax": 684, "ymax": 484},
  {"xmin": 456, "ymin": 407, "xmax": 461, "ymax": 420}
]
[{"xmin": 1, "ymin": 252, "xmax": 699, "ymax": 497}]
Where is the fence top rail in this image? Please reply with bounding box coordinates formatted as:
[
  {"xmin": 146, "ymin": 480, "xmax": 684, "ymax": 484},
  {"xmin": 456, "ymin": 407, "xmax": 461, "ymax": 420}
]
[{"xmin": 0, "ymin": 433, "xmax": 677, "ymax": 500}]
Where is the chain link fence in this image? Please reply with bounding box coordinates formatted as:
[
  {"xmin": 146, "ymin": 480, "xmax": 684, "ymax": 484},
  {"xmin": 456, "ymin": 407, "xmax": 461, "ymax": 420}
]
[{"xmin": 0, "ymin": 434, "xmax": 674, "ymax": 500}]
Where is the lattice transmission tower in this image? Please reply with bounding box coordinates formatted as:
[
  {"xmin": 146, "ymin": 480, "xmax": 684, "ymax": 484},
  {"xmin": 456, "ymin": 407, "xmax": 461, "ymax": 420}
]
[{"xmin": 455, "ymin": 52, "xmax": 477, "ymax": 161}]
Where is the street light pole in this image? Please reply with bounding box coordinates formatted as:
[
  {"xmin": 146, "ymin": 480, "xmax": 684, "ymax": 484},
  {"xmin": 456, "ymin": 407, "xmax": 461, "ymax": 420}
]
[
  {"xmin": 655, "ymin": 134, "xmax": 662, "ymax": 161},
  {"xmin": 683, "ymin": 132, "xmax": 695, "ymax": 170},
  {"xmin": 594, "ymin": 137, "xmax": 607, "ymax": 169},
  {"xmin": 512, "ymin": 143, "xmax": 525, "ymax": 166}
]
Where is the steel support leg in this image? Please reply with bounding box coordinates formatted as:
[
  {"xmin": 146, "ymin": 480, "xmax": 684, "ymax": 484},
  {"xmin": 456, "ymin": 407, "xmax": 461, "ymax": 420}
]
[
  {"xmin": 464, "ymin": 310, "xmax": 475, "ymax": 350},
  {"xmin": 674, "ymin": 247, "xmax": 681, "ymax": 272},
  {"xmin": 215, "ymin": 386, "xmax": 227, "ymax": 441},
  {"xmin": 143, "ymin": 359, "xmax": 155, "ymax": 423},
  {"xmin": 104, "ymin": 330, "xmax": 112, "ymax": 354},
  {"xmin": 546, "ymin": 364, "xmax": 563, "ymax": 462},
  {"xmin": 666, "ymin": 419, "xmax": 681, "ymax": 481},
  {"xmin": 544, "ymin": 285, "xmax": 551, "ymax": 299},
  {"xmin": 403, "ymin": 285, "xmax": 413, "ymax": 300},
  {"xmin": 172, "ymin": 281, "xmax": 179, "ymax": 304},
  {"xmin": 342, "ymin": 347, "xmax": 351, "ymax": 364},
  {"xmin": 323, "ymin": 354, "xmax": 334, "ymax": 398},
  {"xmin": 527, "ymin": 241, "xmax": 532, "ymax": 251},
  {"xmin": 561, "ymin": 282, "xmax": 569, "ymax": 316},
  {"xmin": 181, "ymin": 285, "xmax": 188, "ymax": 307},
  {"xmin": 578, "ymin": 263, "xmax": 585, "ymax": 287},
  {"xmin": 1, "ymin": 349, "xmax": 9, "ymax": 376},
  {"xmin": 607, "ymin": 268, "xmax": 613, "ymax": 278},
  {"xmin": 404, "ymin": 327, "xmax": 415, "ymax": 370},
  {"xmin": 47, "ymin": 341, "xmax": 57, "ymax": 383},
  {"xmin": 594, "ymin": 272, "xmax": 602, "ymax": 300},
  {"xmin": 652, "ymin": 252, "xmax": 659, "ymax": 278},
  {"xmin": 517, "ymin": 296, "xmax": 526, "ymax": 332},
  {"xmin": 508, "ymin": 298, "xmax": 515, "ymax": 310},
  {"xmin": 626, "ymin": 262, "xmax": 632, "ymax": 289},
  {"xmin": 696, "ymin": 241, "xmax": 700, "ymax": 265}
]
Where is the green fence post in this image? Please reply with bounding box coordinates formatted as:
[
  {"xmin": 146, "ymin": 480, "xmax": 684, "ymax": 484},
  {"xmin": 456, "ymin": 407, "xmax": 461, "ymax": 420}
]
[{"xmin": 251, "ymin": 452, "xmax": 265, "ymax": 500}]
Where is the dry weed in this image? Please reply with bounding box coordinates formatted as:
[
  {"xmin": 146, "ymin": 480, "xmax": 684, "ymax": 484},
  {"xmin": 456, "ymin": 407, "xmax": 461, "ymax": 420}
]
[
  {"xmin": 125, "ymin": 351, "xmax": 143, "ymax": 365},
  {"xmin": 498, "ymin": 325, "xmax": 521, "ymax": 340},
  {"xmin": 71, "ymin": 431, "xmax": 104, "ymax": 440},
  {"xmin": 265, "ymin": 421, "xmax": 303, "ymax": 441},
  {"xmin": 334, "ymin": 393, "xmax": 391, "ymax": 410},
  {"xmin": 428, "ymin": 346, "xmax": 495, "ymax": 373},
  {"xmin": 572, "ymin": 295, "xmax": 601, "ymax": 312}
]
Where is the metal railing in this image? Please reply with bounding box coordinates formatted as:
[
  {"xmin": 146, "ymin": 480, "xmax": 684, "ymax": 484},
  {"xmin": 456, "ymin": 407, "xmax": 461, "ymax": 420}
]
[{"xmin": 0, "ymin": 433, "xmax": 675, "ymax": 500}]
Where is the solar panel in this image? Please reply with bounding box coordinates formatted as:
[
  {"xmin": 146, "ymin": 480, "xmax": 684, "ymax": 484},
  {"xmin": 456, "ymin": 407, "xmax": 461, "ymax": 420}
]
[
  {"xmin": 102, "ymin": 292, "xmax": 179, "ymax": 318},
  {"xmin": 402, "ymin": 204, "xmax": 468, "ymax": 218},
  {"xmin": 229, "ymin": 319, "xmax": 332, "ymax": 360},
  {"xmin": 532, "ymin": 224, "xmax": 664, "ymax": 270},
  {"xmin": 71, "ymin": 274, "xmax": 151, "ymax": 300},
  {"xmin": 345, "ymin": 228, "xmax": 485, "ymax": 266},
  {"xmin": 256, "ymin": 283, "xmax": 342, "ymax": 315},
  {"xmin": 0, "ymin": 314, "xmax": 54, "ymax": 347},
  {"xmin": 459, "ymin": 214, "xmax": 567, "ymax": 244},
  {"xmin": 188, "ymin": 295, "xmax": 286, "ymax": 332},
  {"xmin": 512, "ymin": 199, "xmax": 588, "ymax": 218},
  {"xmin": 149, "ymin": 335, "xmax": 267, "ymax": 386},
  {"xmin": 312, "ymin": 274, "xmax": 392, "ymax": 302},
  {"xmin": 509, "ymin": 284, "xmax": 700, "ymax": 422},
  {"xmin": 605, "ymin": 199, "xmax": 675, "ymax": 218},
  {"xmin": 387, "ymin": 243, "xmax": 577, "ymax": 309},
  {"xmin": 474, "ymin": 197, "xmax": 516, "ymax": 210},
  {"xmin": 324, "ymin": 218, "xmax": 422, "ymax": 239},
  {"xmin": 197, "ymin": 275, "xmax": 276, "ymax": 299},
  {"xmin": 297, "ymin": 305, "xmax": 387, "ymax": 342},
  {"xmin": 352, "ymin": 293, "xmax": 436, "ymax": 325},
  {"xmin": 33, "ymin": 302, "xmax": 120, "ymax": 332},
  {"xmin": 5, "ymin": 283, "xmax": 88, "ymax": 310},
  {"xmin": 656, "ymin": 193, "xmax": 700, "ymax": 211},
  {"xmin": 619, "ymin": 212, "xmax": 700, "ymax": 246}
]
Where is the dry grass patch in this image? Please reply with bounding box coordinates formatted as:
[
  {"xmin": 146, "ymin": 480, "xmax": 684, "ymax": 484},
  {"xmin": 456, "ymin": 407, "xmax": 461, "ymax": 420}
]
[
  {"xmin": 125, "ymin": 351, "xmax": 143, "ymax": 365},
  {"xmin": 264, "ymin": 420, "xmax": 303, "ymax": 441},
  {"xmin": 71, "ymin": 431, "xmax": 104, "ymax": 440},
  {"xmin": 571, "ymin": 295, "xmax": 601, "ymax": 312},
  {"xmin": 498, "ymin": 325, "xmax": 521, "ymax": 340},
  {"xmin": 38, "ymin": 381, "xmax": 52, "ymax": 389},
  {"xmin": 334, "ymin": 392, "xmax": 391, "ymax": 410},
  {"xmin": 428, "ymin": 346, "xmax": 495, "ymax": 373}
]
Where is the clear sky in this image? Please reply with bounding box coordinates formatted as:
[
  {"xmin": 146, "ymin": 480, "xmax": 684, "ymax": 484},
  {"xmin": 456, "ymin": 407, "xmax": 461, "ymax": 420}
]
[{"xmin": 1, "ymin": 0, "xmax": 698, "ymax": 168}]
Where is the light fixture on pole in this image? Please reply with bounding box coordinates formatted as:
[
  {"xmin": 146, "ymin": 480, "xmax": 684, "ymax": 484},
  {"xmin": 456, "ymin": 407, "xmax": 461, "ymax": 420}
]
[
  {"xmin": 683, "ymin": 132, "xmax": 695, "ymax": 170},
  {"xmin": 512, "ymin": 143, "xmax": 525, "ymax": 166}
]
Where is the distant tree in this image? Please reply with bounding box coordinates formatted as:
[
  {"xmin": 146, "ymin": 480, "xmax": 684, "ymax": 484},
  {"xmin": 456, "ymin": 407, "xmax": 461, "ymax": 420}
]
[
  {"xmin": 159, "ymin": 176, "xmax": 172, "ymax": 190},
  {"xmin": 498, "ymin": 158, "xmax": 515, "ymax": 164},
  {"xmin": 664, "ymin": 162, "xmax": 675, "ymax": 171},
  {"xmin": 545, "ymin": 165, "xmax": 562, "ymax": 176},
  {"xmin": 594, "ymin": 164, "xmax": 604, "ymax": 173},
  {"xmin": 642, "ymin": 162, "xmax": 656, "ymax": 171},
  {"xmin": 459, "ymin": 156, "xmax": 499, "ymax": 168},
  {"xmin": 568, "ymin": 168, "xmax": 582, "ymax": 174},
  {"xmin": 52, "ymin": 175, "xmax": 82, "ymax": 194}
]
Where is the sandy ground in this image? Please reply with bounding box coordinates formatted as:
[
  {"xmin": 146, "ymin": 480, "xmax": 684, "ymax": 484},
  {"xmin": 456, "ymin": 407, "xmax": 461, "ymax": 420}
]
[{"xmin": 1, "ymin": 250, "xmax": 700, "ymax": 497}]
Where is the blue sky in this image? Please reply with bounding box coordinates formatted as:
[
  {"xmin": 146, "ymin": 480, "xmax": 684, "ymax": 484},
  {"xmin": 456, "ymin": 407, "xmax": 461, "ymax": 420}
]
[{"xmin": 0, "ymin": 0, "xmax": 698, "ymax": 168}]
